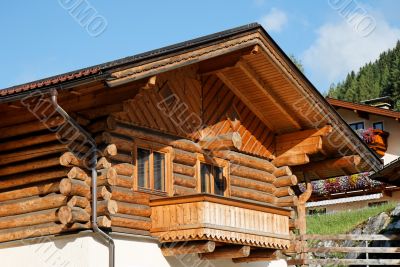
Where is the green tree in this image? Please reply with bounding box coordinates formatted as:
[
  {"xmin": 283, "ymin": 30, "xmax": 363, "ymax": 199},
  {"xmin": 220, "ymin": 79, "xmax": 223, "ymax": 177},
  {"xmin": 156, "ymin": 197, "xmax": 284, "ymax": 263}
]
[
  {"xmin": 328, "ymin": 41, "xmax": 400, "ymax": 110},
  {"xmin": 289, "ymin": 54, "xmax": 305, "ymax": 73}
]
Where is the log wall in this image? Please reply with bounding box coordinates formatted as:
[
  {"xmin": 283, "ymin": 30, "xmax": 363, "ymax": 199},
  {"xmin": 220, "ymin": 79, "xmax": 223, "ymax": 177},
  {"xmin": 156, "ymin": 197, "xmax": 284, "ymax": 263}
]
[
  {"xmin": 0, "ymin": 68, "xmax": 300, "ymax": 242},
  {"xmin": 0, "ymin": 122, "xmax": 91, "ymax": 242}
]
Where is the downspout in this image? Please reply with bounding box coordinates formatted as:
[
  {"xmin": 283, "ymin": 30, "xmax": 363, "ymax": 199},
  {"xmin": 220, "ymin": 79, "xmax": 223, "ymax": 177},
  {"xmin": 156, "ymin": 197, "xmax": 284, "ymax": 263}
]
[{"xmin": 50, "ymin": 89, "xmax": 115, "ymax": 267}]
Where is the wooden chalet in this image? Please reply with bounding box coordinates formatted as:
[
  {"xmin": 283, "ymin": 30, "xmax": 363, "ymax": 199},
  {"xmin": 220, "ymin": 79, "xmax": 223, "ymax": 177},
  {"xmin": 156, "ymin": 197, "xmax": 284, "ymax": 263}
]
[{"xmin": 0, "ymin": 24, "xmax": 382, "ymax": 265}]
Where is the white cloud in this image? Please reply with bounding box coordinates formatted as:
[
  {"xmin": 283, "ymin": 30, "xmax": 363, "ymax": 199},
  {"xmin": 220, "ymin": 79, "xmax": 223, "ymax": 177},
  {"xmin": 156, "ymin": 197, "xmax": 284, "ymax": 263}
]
[
  {"xmin": 302, "ymin": 13, "xmax": 400, "ymax": 91},
  {"xmin": 259, "ymin": 8, "xmax": 288, "ymax": 32},
  {"xmin": 253, "ymin": 0, "xmax": 265, "ymax": 6}
]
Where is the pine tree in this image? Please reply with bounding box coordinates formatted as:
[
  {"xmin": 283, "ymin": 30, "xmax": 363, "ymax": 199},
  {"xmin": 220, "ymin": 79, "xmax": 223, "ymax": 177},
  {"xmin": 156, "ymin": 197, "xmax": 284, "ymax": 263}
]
[{"xmin": 328, "ymin": 41, "xmax": 400, "ymax": 110}]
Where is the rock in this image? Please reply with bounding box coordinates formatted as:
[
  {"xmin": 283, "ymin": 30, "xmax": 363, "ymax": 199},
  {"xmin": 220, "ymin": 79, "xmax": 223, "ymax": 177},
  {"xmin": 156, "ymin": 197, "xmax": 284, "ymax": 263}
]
[
  {"xmin": 390, "ymin": 205, "xmax": 400, "ymax": 217},
  {"xmin": 362, "ymin": 212, "xmax": 390, "ymax": 234}
]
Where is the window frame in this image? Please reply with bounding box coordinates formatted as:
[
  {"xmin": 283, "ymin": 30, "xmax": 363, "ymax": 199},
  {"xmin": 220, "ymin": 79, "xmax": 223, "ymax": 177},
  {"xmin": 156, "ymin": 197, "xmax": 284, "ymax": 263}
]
[
  {"xmin": 349, "ymin": 121, "xmax": 365, "ymax": 130},
  {"xmin": 196, "ymin": 154, "xmax": 230, "ymax": 197},
  {"xmin": 373, "ymin": 121, "xmax": 384, "ymax": 131},
  {"xmin": 133, "ymin": 139, "xmax": 172, "ymax": 196}
]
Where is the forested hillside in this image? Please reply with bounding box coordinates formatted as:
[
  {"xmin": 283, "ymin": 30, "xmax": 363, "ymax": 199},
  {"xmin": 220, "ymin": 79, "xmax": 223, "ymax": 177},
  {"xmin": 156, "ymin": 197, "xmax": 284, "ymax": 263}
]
[{"xmin": 328, "ymin": 41, "xmax": 400, "ymax": 110}]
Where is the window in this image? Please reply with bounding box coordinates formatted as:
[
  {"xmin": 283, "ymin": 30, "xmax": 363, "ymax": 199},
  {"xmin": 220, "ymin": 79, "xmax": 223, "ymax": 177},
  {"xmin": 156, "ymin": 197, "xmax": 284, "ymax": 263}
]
[
  {"xmin": 350, "ymin": 122, "xmax": 364, "ymax": 130},
  {"xmin": 135, "ymin": 144, "xmax": 169, "ymax": 193},
  {"xmin": 199, "ymin": 162, "xmax": 226, "ymax": 196},
  {"xmin": 373, "ymin": 122, "xmax": 384, "ymax": 130}
]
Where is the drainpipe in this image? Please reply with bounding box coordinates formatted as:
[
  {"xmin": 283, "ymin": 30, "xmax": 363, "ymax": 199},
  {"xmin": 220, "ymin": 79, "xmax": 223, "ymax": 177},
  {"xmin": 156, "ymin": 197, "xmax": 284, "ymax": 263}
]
[{"xmin": 50, "ymin": 89, "xmax": 115, "ymax": 267}]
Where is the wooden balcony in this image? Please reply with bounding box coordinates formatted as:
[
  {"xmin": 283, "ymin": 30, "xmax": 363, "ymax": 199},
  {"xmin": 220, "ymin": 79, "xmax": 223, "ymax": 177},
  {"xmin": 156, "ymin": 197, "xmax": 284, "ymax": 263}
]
[{"xmin": 150, "ymin": 194, "xmax": 291, "ymax": 255}]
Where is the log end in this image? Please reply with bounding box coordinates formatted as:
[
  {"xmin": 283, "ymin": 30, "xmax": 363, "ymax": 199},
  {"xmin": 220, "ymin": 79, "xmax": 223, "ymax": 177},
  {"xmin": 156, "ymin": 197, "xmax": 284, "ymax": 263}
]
[{"xmin": 58, "ymin": 206, "xmax": 73, "ymax": 225}]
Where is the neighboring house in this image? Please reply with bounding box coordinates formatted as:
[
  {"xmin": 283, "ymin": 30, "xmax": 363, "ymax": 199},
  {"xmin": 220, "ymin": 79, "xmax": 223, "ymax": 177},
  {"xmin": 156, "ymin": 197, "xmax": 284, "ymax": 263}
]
[
  {"xmin": 0, "ymin": 24, "xmax": 381, "ymax": 267},
  {"xmin": 306, "ymin": 97, "xmax": 400, "ymax": 214}
]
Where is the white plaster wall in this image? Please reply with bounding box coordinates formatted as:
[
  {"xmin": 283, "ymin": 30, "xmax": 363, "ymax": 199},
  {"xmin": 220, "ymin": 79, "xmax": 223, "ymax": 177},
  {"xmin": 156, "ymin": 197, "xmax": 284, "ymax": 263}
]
[
  {"xmin": 336, "ymin": 108, "xmax": 400, "ymax": 165},
  {"xmin": 0, "ymin": 233, "xmax": 287, "ymax": 267}
]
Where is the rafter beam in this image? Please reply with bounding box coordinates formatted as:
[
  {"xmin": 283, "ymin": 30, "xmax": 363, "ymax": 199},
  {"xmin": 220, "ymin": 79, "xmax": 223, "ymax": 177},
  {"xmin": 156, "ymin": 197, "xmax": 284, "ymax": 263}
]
[
  {"xmin": 235, "ymin": 59, "xmax": 301, "ymax": 130},
  {"xmin": 216, "ymin": 72, "xmax": 276, "ymax": 131},
  {"xmin": 200, "ymin": 245, "xmax": 250, "ymax": 260}
]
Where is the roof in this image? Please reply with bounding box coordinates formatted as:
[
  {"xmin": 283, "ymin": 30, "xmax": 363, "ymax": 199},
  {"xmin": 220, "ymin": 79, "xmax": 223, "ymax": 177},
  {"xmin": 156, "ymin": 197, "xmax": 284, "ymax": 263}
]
[
  {"xmin": 0, "ymin": 23, "xmax": 383, "ymax": 176},
  {"xmin": 371, "ymin": 157, "xmax": 400, "ymax": 186},
  {"xmin": 327, "ymin": 97, "xmax": 400, "ymax": 119},
  {"xmin": 0, "ymin": 24, "xmax": 262, "ymax": 100}
]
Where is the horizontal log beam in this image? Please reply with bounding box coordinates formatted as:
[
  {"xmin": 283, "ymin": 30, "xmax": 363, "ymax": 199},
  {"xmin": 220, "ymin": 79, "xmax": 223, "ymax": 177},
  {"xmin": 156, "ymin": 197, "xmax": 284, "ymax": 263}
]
[
  {"xmin": 276, "ymin": 125, "xmax": 332, "ymax": 143},
  {"xmin": 272, "ymin": 153, "xmax": 309, "ymax": 167},
  {"xmin": 111, "ymin": 186, "xmax": 149, "ymax": 205},
  {"xmin": 293, "ymin": 155, "xmax": 361, "ymax": 173},
  {"xmin": 0, "ymin": 208, "xmax": 60, "ymax": 230},
  {"xmin": 0, "ymin": 182, "xmax": 60, "ymax": 202},
  {"xmin": 161, "ymin": 241, "xmax": 216, "ymax": 256},
  {"xmin": 232, "ymin": 249, "xmax": 279, "ymax": 263},
  {"xmin": 230, "ymin": 186, "xmax": 276, "ymax": 204},
  {"xmin": 212, "ymin": 150, "xmax": 276, "ymax": 173},
  {"xmin": 198, "ymin": 132, "xmax": 242, "ymax": 151},
  {"xmin": 230, "ymin": 176, "xmax": 275, "ymax": 194},
  {"xmin": 230, "ymin": 164, "xmax": 275, "ymax": 183},
  {"xmin": 111, "ymin": 214, "xmax": 151, "ymax": 231},
  {"xmin": 0, "ymin": 157, "xmax": 61, "ymax": 177},
  {"xmin": 0, "ymin": 222, "xmax": 89, "ymax": 243},
  {"xmin": 0, "ymin": 169, "xmax": 67, "ymax": 190},
  {"xmin": 173, "ymin": 173, "xmax": 197, "ymax": 189},
  {"xmin": 173, "ymin": 163, "xmax": 195, "ymax": 177},
  {"xmin": 0, "ymin": 194, "xmax": 67, "ymax": 217},
  {"xmin": 201, "ymin": 245, "xmax": 250, "ymax": 260}
]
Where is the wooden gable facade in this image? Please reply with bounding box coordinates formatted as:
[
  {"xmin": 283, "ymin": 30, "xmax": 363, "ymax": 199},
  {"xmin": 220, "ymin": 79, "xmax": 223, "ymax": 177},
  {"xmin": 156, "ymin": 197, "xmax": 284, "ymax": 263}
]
[{"xmin": 0, "ymin": 24, "xmax": 382, "ymax": 262}]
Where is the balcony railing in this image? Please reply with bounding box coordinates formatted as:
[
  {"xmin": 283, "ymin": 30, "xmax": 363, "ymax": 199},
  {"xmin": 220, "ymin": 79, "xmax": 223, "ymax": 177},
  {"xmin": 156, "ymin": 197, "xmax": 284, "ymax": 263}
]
[{"xmin": 150, "ymin": 194, "xmax": 291, "ymax": 250}]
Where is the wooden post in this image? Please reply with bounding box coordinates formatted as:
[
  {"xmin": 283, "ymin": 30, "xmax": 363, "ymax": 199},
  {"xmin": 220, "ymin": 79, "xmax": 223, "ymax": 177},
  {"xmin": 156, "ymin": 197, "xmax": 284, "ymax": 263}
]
[{"xmin": 297, "ymin": 180, "xmax": 312, "ymax": 265}]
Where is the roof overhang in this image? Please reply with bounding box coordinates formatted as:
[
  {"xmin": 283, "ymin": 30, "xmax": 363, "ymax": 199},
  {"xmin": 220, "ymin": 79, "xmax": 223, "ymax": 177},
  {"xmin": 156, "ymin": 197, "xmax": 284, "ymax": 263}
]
[{"xmin": 0, "ymin": 23, "xmax": 383, "ymax": 179}]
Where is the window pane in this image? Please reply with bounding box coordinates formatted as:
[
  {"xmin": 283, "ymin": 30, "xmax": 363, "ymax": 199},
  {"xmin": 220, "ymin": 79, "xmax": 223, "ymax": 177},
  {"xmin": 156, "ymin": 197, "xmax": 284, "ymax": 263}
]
[
  {"xmin": 213, "ymin": 167, "xmax": 225, "ymax": 196},
  {"xmin": 153, "ymin": 152, "xmax": 165, "ymax": 191},
  {"xmin": 373, "ymin": 122, "xmax": 383, "ymax": 130},
  {"xmin": 137, "ymin": 148, "xmax": 150, "ymax": 188},
  {"xmin": 350, "ymin": 122, "xmax": 364, "ymax": 130},
  {"xmin": 200, "ymin": 163, "xmax": 212, "ymax": 193}
]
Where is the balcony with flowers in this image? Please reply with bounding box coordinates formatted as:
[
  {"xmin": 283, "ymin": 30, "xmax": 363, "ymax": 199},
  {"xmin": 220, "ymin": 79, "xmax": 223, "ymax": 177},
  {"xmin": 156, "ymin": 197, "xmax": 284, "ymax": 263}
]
[
  {"xmin": 356, "ymin": 128, "xmax": 389, "ymax": 157},
  {"xmin": 299, "ymin": 172, "xmax": 385, "ymax": 200}
]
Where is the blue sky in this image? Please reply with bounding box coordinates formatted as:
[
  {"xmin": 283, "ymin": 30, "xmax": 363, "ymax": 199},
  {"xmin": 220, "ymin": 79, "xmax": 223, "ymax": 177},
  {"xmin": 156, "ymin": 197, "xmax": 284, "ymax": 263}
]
[{"xmin": 1, "ymin": 0, "xmax": 399, "ymax": 93}]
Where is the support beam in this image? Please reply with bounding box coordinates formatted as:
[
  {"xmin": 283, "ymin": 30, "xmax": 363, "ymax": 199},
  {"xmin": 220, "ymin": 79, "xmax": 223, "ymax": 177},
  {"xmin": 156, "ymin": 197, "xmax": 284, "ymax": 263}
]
[
  {"xmin": 275, "ymin": 136, "xmax": 323, "ymax": 156},
  {"xmin": 235, "ymin": 59, "xmax": 301, "ymax": 130},
  {"xmin": 274, "ymin": 126, "xmax": 332, "ymax": 162},
  {"xmin": 293, "ymin": 155, "xmax": 361, "ymax": 173},
  {"xmin": 275, "ymin": 125, "xmax": 332, "ymax": 143},
  {"xmin": 161, "ymin": 241, "xmax": 216, "ymax": 256},
  {"xmin": 272, "ymin": 153, "xmax": 309, "ymax": 167},
  {"xmin": 233, "ymin": 249, "xmax": 280, "ymax": 263},
  {"xmin": 198, "ymin": 132, "xmax": 242, "ymax": 151},
  {"xmin": 200, "ymin": 245, "xmax": 250, "ymax": 260}
]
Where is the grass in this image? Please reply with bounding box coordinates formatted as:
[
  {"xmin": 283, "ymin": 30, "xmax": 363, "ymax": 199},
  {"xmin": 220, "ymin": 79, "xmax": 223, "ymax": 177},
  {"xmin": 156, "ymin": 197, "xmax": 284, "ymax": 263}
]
[{"xmin": 307, "ymin": 202, "xmax": 397, "ymax": 235}]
